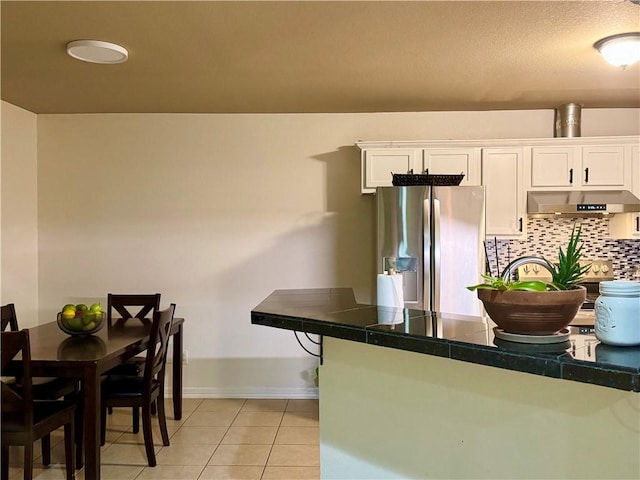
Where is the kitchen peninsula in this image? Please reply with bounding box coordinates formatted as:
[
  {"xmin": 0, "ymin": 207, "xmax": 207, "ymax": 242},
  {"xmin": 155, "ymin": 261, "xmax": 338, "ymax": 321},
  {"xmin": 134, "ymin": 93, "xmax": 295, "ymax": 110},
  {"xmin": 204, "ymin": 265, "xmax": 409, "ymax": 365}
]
[{"xmin": 252, "ymin": 288, "xmax": 640, "ymax": 480}]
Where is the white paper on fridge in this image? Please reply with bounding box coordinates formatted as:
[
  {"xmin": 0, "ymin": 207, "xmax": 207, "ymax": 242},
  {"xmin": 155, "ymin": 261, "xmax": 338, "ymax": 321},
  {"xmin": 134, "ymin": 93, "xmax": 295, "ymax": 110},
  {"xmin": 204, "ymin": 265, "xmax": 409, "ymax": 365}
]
[{"xmin": 377, "ymin": 273, "xmax": 404, "ymax": 324}]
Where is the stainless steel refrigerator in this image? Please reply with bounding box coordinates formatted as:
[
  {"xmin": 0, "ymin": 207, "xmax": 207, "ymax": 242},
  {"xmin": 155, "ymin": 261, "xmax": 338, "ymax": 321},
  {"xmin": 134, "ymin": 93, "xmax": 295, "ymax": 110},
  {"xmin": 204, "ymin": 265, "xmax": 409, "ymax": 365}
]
[{"xmin": 376, "ymin": 185, "xmax": 486, "ymax": 316}]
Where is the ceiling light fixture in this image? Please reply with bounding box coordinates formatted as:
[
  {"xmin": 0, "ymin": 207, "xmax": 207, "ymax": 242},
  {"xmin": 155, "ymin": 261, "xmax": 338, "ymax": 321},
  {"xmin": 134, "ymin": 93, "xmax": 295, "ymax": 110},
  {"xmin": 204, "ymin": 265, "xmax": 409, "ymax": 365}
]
[
  {"xmin": 593, "ymin": 33, "xmax": 640, "ymax": 68},
  {"xmin": 66, "ymin": 40, "xmax": 128, "ymax": 64}
]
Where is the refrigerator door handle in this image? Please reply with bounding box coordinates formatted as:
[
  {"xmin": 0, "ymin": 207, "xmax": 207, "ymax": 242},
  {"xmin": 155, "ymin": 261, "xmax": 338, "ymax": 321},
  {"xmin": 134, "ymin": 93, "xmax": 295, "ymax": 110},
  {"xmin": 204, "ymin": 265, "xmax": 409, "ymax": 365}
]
[{"xmin": 431, "ymin": 197, "xmax": 441, "ymax": 313}]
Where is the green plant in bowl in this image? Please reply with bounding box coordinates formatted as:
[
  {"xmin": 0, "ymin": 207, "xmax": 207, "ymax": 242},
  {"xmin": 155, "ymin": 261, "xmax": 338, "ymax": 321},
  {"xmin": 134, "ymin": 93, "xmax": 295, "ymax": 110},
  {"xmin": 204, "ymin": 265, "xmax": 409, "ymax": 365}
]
[{"xmin": 468, "ymin": 224, "xmax": 589, "ymax": 335}]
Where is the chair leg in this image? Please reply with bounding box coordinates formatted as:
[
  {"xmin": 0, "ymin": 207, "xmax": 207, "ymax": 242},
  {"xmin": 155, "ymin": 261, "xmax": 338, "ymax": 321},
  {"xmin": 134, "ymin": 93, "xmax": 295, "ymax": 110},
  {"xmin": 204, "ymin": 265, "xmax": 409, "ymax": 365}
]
[
  {"xmin": 157, "ymin": 395, "xmax": 170, "ymax": 446},
  {"xmin": 141, "ymin": 405, "xmax": 156, "ymax": 467},
  {"xmin": 151, "ymin": 399, "xmax": 157, "ymax": 415},
  {"xmin": 64, "ymin": 418, "xmax": 75, "ymax": 480},
  {"xmin": 41, "ymin": 434, "xmax": 51, "ymax": 465},
  {"xmin": 74, "ymin": 397, "xmax": 83, "ymax": 468},
  {"xmin": 132, "ymin": 407, "xmax": 140, "ymax": 434},
  {"xmin": 1, "ymin": 445, "xmax": 9, "ymax": 480},
  {"xmin": 23, "ymin": 441, "xmax": 34, "ymax": 480}
]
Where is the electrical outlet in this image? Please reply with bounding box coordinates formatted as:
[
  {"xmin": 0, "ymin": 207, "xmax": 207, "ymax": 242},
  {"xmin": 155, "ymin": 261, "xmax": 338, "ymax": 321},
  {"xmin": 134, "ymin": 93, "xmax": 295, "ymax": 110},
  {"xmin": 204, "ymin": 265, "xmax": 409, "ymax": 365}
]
[{"xmin": 182, "ymin": 350, "xmax": 189, "ymax": 364}]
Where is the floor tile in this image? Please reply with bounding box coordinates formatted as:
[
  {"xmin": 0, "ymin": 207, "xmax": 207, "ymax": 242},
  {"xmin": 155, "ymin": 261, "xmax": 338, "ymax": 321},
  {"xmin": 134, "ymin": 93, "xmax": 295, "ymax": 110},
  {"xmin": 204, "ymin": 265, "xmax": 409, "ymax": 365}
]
[
  {"xmin": 31, "ymin": 467, "xmax": 69, "ymax": 480},
  {"xmin": 285, "ymin": 399, "xmax": 319, "ymax": 413},
  {"xmin": 197, "ymin": 398, "xmax": 246, "ymax": 412},
  {"xmin": 280, "ymin": 411, "xmax": 319, "ymax": 427},
  {"xmin": 198, "ymin": 465, "xmax": 264, "ymax": 480},
  {"xmin": 100, "ymin": 442, "xmax": 160, "ymax": 466},
  {"xmin": 135, "ymin": 465, "xmax": 205, "ymax": 479},
  {"xmin": 76, "ymin": 465, "xmax": 144, "ymax": 479},
  {"xmin": 241, "ymin": 399, "xmax": 287, "ymax": 412},
  {"xmin": 274, "ymin": 426, "xmax": 319, "ymax": 445},
  {"xmin": 183, "ymin": 409, "xmax": 238, "ymax": 427},
  {"xmin": 221, "ymin": 426, "xmax": 278, "ymax": 445},
  {"xmin": 170, "ymin": 426, "xmax": 228, "ymax": 445},
  {"xmin": 262, "ymin": 465, "xmax": 321, "ymax": 480},
  {"xmin": 208, "ymin": 444, "xmax": 271, "ymax": 466},
  {"xmin": 231, "ymin": 411, "xmax": 283, "ymax": 427},
  {"xmin": 154, "ymin": 443, "xmax": 216, "ymax": 466},
  {"xmin": 267, "ymin": 445, "xmax": 319, "ymax": 467},
  {"xmin": 170, "ymin": 397, "xmax": 203, "ymax": 414}
]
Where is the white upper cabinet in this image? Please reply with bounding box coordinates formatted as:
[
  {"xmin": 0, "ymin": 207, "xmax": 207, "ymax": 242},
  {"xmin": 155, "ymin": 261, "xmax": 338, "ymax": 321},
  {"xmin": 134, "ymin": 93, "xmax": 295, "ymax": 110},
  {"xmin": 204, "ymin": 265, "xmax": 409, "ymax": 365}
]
[
  {"xmin": 422, "ymin": 148, "xmax": 481, "ymax": 186},
  {"xmin": 530, "ymin": 146, "xmax": 575, "ymax": 187},
  {"xmin": 482, "ymin": 148, "xmax": 525, "ymax": 239},
  {"xmin": 609, "ymin": 145, "xmax": 640, "ymax": 239},
  {"xmin": 361, "ymin": 148, "xmax": 420, "ymax": 193},
  {"xmin": 529, "ymin": 144, "xmax": 631, "ymax": 190}
]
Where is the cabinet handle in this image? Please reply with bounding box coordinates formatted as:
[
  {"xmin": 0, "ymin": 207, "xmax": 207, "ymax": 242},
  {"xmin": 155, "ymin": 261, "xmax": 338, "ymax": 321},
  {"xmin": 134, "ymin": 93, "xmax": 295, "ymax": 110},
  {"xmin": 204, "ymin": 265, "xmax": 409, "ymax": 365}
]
[
  {"xmin": 636, "ymin": 216, "xmax": 639, "ymax": 232},
  {"xmin": 584, "ymin": 167, "xmax": 589, "ymax": 184},
  {"xmin": 569, "ymin": 168, "xmax": 573, "ymax": 184},
  {"xmin": 519, "ymin": 218, "xmax": 523, "ymax": 232}
]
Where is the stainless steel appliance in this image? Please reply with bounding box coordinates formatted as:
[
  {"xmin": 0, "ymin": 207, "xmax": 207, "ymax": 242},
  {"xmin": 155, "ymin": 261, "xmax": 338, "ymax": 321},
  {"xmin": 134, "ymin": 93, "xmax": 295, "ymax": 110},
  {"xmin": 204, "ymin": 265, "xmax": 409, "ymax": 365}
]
[
  {"xmin": 517, "ymin": 258, "xmax": 614, "ymax": 332},
  {"xmin": 376, "ymin": 185, "xmax": 486, "ymax": 316}
]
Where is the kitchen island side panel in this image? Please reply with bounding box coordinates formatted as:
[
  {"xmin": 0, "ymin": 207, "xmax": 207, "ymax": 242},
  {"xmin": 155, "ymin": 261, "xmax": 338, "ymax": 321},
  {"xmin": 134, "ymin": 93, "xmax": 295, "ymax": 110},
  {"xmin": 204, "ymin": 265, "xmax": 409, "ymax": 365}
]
[{"xmin": 319, "ymin": 337, "xmax": 640, "ymax": 480}]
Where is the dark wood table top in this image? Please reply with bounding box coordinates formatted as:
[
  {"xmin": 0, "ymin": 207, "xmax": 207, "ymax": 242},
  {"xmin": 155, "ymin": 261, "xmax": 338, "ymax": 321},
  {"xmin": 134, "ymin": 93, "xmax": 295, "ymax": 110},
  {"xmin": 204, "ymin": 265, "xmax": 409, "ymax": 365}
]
[{"xmin": 26, "ymin": 318, "xmax": 184, "ymax": 374}]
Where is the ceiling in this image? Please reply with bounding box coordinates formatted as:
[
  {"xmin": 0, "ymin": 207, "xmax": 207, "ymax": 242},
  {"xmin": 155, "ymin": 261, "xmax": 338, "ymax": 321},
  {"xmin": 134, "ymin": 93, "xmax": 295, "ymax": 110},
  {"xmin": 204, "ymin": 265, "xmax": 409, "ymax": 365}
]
[{"xmin": 2, "ymin": 1, "xmax": 640, "ymax": 114}]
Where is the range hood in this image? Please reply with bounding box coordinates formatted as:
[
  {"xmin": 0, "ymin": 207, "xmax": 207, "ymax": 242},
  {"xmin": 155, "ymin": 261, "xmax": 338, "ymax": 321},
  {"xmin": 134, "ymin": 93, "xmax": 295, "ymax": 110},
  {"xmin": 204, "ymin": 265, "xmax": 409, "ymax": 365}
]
[{"xmin": 527, "ymin": 190, "xmax": 640, "ymax": 217}]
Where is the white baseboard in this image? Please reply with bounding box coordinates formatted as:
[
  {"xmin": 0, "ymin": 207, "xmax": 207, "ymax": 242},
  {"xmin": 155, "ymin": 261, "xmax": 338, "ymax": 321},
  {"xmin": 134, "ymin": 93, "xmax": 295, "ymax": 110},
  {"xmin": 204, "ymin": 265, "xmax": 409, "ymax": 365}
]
[{"xmin": 178, "ymin": 386, "xmax": 319, "ymax": 399}]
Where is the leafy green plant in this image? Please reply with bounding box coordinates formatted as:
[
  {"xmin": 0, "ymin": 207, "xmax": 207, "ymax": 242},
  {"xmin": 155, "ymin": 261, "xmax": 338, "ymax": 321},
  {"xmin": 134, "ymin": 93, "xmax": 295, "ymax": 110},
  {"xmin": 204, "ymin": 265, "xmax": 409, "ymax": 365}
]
[
  {"xmin": 545, "ymin": 224, "xmax": 590, "ymax": 291},
  {"xmin": 467, "ymin": 224, "xmax": 589, "ymax": 292},
  {"xmin": 467, "ymin": 275, "xmax": 548, "ymax": 292}
]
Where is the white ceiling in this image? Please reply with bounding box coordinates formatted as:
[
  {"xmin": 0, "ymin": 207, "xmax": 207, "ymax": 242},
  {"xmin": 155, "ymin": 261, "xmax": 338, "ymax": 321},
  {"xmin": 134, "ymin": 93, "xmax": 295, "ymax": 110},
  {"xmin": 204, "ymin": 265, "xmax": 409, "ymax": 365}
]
[{"xmin": 2, "ymin": 1, "xmax": 639, "ymax": 114}]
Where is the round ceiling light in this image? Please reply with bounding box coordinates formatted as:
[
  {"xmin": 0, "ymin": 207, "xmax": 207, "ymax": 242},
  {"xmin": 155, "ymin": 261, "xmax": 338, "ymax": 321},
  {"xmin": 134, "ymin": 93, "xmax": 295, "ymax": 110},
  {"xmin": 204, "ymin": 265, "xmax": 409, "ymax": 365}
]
[
  {"xmin": 593, "ymin": 33, "xmax": 640, "ymax": 68},
  {"xmin": 66, "ymin": 40, "xmax": 128, "ymax": 64}
]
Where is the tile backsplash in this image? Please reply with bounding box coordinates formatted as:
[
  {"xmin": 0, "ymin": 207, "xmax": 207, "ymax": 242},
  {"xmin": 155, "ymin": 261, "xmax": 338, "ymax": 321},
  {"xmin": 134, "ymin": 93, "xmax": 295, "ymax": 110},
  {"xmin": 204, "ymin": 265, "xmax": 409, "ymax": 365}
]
[{"xmin": 485, "ymin": 217, "xmax": 640, "ymax": 280}]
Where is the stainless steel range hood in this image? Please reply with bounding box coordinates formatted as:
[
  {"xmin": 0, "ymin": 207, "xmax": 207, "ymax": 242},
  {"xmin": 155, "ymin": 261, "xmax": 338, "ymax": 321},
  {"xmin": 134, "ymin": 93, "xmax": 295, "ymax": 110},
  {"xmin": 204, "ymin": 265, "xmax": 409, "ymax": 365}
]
[{"xmin": 527, "ymin": 190, "xmax": 640, "ymax": 217}]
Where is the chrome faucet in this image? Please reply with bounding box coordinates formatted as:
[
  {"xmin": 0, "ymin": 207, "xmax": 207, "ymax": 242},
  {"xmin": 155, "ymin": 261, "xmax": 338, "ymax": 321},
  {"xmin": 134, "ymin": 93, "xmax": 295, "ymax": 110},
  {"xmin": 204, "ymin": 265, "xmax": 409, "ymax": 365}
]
[{"xmin": 500, "ymin": 256, "xmax": 553, "ymax": 281}]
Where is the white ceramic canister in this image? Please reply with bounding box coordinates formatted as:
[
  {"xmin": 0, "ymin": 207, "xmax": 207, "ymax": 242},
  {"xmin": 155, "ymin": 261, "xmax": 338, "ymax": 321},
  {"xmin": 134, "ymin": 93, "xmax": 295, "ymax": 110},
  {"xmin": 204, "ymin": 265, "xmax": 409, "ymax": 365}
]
[{"xmin": 594, "ymin": 281, "xmax": 640, "ymax": 346}]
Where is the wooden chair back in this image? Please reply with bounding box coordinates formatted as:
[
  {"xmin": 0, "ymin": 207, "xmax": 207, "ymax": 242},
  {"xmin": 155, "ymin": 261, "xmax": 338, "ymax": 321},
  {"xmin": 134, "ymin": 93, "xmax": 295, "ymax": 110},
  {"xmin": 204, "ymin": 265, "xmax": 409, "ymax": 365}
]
[
  {"xmin": 1, "ymin": 330, "xmax": 33, "ymax": 426},
  {"xmin": 143, "ymin": 303, "xmax": 176, "ymax": 394},
  {"xmin": 1, "ymin": 303, "xmax": 19, "ymax": 332},
  {"xmin": 107, "ymin": 293, "xmax": 161, "ymax": 327}
]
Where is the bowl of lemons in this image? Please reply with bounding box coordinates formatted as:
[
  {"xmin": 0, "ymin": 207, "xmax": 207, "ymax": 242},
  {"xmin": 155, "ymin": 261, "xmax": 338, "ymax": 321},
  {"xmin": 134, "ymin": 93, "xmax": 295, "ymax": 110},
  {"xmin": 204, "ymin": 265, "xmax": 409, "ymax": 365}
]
[{"xmin": 57, "ymin": 303, "xmax": 104, "ymax": 336}]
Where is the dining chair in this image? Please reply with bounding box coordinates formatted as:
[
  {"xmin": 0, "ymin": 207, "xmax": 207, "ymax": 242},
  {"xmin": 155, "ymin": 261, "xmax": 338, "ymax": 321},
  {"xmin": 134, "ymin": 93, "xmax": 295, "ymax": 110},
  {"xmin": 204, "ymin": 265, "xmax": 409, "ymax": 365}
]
[
  {"xmin": 100, "ymin": 303, "xmax": 176, "ymax": 467},
  {"xmin": 104, "ymin": 293, "xmax": 161, "ymax": 429},
  {"xmin": 1, "ymin": 330, "xmax": 76, "ymax": 480},
  {"xmin": 107, "ymin": 293, "xmax": 161, "ymax": 329},
  {"xmin": 1, "ymin": 303, "xmax": 82, "ymax": 468}
]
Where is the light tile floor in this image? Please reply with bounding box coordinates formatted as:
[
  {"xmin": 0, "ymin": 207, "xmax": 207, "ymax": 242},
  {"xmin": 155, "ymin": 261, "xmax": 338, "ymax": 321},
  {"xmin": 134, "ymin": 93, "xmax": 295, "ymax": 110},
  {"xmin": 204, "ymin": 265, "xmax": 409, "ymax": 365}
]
[{"xmin": 6, "ymin": 398, "xmax": 320, "ymax": 480}]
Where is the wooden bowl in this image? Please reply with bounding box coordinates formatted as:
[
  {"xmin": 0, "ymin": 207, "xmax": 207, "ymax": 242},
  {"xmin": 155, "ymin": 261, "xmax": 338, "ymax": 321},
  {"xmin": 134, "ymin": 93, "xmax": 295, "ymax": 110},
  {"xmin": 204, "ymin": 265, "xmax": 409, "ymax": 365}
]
[{"xmin": 478, "ymin": 287, "xmax": 586, "ymax": 335}]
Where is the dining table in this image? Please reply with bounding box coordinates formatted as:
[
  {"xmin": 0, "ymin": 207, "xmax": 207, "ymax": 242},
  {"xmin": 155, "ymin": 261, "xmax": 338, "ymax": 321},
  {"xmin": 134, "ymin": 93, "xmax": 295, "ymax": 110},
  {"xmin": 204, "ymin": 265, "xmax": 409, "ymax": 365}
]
[{"xmin": 22, "ymin": 317, "xmax": 184, "ymax": 480}]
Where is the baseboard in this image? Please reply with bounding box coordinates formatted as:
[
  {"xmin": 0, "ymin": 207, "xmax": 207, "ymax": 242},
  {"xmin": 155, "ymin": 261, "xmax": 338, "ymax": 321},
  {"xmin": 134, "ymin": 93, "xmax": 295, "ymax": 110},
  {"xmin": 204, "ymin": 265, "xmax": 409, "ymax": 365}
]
[{"xmin": 177, "ymin": 386, "xmax": 319, "ymax": 399}]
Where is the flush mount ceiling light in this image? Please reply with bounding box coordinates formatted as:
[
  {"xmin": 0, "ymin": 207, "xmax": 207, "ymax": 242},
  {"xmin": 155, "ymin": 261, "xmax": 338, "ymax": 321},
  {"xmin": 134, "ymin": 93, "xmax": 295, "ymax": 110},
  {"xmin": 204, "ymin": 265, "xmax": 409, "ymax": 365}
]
[
  {"xmin": 66, "ymin": 40, "xmax": 128, "ymax": 64},
  {"xmin": 593, "ymin": 33, "xmax": 640, "ymax": 68}
]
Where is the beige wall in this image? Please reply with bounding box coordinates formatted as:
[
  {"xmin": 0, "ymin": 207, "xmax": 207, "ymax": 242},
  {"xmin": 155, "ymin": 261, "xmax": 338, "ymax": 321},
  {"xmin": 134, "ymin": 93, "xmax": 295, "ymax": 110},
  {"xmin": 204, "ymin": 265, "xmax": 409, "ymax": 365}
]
[
  {"xmin": 2, "ymin": 104, "xmax": 639, "ymax": 396},
  {"xmin": 1, "ymin": 102, "xmax": 39, "ymax": 327},
  {"xmin": 320, "ymin": 337, "xmax": 640, "ymax": 479}
]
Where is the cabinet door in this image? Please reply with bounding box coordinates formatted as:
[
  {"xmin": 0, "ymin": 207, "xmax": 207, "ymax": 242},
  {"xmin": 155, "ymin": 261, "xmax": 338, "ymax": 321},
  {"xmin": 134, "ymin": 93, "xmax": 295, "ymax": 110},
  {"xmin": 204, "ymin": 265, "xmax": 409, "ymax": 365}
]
[
  {"xmin": 530, "ymin": 146, "xmax": 576, "ymax": 187},
  {"xmin": 609, "ymin": 145, "xmax": 640, "ymax": 239},
  {"xmin": 581, "ymin": 146, "xmax": 626, "ymax": 187},
  {"xmin": 422, "ymin": 148, "xmax": 480, "ymax": 186},
  {"xmin": 362, "ymin": 148, "xmax": 420, "ymax": 193},
  {"xmin": 482, "ymin": 148, "xmax": 524, "ymax": 238}
]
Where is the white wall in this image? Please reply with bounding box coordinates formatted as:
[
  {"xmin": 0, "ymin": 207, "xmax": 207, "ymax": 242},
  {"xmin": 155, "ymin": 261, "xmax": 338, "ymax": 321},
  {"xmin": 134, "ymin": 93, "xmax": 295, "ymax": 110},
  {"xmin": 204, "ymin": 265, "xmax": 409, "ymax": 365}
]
[
  {"xmin": 2, "ymin": 104, "xmax": 638, "ymax": 396},
  {"xmin": 1, "ymin": 102, "xmax": 39, "ymax": 327}
]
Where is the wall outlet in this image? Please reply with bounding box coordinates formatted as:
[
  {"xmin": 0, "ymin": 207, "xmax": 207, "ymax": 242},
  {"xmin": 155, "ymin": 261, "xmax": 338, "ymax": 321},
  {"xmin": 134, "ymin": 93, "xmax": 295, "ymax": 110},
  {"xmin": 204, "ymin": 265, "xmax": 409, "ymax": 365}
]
[{"xmin": 182, "ymin": 350, "xmax": 189, "ymax": 364}]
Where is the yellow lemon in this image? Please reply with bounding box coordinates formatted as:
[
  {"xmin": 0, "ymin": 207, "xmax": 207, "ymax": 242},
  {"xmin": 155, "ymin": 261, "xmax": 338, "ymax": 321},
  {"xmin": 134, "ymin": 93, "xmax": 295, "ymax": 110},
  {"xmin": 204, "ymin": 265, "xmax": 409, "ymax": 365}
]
[{"xmin": 62, "ymin": 309, "xmax": 76, "ymax": 320}]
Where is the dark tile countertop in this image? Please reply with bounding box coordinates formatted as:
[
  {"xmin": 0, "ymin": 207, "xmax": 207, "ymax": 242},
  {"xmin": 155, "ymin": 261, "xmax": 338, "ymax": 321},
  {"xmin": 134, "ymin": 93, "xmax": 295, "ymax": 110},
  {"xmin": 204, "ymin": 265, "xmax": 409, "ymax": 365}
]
[{"xmin": 251, "ymin": 288, "xmax": 640, "ymax": 392}]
